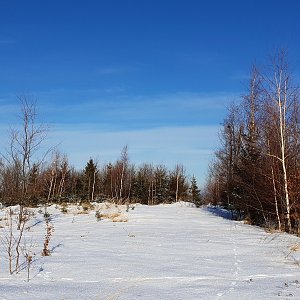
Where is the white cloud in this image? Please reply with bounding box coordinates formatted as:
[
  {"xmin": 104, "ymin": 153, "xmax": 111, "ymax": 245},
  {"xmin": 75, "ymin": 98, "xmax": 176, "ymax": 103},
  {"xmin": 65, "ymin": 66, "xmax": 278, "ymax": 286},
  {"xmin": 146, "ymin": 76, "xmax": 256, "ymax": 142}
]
[
  {"xmin": 34, "ymin": 91, "xmax": 235, "ymax": 130},
  {"xmin": 0, "ymin": 91, "xmax": 229, "ymax": 186},
  {"xmin": 46, "ymin": 124, "xmax": 221, "ymax": 187}
]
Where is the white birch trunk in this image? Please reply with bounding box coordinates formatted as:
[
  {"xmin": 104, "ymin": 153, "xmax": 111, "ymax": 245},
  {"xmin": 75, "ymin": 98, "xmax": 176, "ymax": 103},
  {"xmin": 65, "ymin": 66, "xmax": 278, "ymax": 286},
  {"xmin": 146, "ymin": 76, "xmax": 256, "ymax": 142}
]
[{"xmin": 277, "ymin": 76, "xmax": 291, "ymax": 232}]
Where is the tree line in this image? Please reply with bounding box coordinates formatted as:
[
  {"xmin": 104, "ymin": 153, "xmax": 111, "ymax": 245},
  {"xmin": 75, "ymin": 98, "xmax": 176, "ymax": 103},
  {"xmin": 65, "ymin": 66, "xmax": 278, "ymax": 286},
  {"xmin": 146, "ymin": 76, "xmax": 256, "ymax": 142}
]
[
  {"xmin": 0, "ymin": 98, "xmax": 202, "ymax": 207},
  {"xmin": 205, "ymin": 52, "xmax": 300, "ymax": 234}
]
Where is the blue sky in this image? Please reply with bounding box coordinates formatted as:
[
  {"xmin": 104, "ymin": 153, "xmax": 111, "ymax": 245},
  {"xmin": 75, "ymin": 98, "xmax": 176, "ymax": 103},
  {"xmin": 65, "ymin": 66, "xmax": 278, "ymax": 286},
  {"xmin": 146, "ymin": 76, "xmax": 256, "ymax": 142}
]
[{"xmin": 1, "ymin": 0, "xmax": 300, "ymax": 187}]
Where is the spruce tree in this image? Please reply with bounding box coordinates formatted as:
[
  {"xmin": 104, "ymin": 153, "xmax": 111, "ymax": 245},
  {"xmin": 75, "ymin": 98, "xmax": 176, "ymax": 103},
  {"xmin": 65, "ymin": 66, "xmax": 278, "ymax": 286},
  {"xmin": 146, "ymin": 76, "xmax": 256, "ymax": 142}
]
[
  {"xmin": 190, "ymin": 176, "xmax": 202, "ymax": 207},
  {"xmin": 84, "ymin": 159, "xmax": 98, "ymax": 201}
]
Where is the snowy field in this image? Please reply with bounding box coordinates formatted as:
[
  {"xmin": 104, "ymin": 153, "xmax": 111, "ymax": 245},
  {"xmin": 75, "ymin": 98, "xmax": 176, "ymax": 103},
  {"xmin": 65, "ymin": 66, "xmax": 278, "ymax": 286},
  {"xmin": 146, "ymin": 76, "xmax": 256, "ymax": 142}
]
[{"xmin": 1, "ymin": 202, "xmax": 300, "ymax": 299}]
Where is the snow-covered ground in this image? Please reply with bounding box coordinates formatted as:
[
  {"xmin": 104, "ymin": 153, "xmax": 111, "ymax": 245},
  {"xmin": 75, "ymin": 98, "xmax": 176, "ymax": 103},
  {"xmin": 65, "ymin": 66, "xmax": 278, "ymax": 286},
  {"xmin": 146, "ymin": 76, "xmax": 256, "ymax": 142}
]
[{"xmin": 1, "ymin": 202, "xmax": 300, "ymax": 299}]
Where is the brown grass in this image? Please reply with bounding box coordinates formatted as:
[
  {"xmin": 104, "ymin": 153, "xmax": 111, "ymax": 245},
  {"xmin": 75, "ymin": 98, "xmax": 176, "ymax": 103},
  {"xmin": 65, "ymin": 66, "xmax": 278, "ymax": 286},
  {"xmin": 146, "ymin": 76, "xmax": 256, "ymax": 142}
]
[
  {"xmin": 290, "ymin": 243, "xmax": 300, "ymax": 252},
  {"xmin": 112, "ymin": 218, "xmax": 128, "ymax": 223},
  {"xmin": 81, "ymin": 202, "xmax": 95, "ymax": 211},
  {"xmin": 100, "ymin": 213, "xmax": 128, "ymax": 222},
  {"xmin": 264, "ymin": 227, "xmax": 282, "ymax": 234},
  {"xmin": 60, "ymin": 207, "xmax": 68, "ymax": 214},
  {"xmin": 243, "ymin": 216, "xmax": 252, "ymax": 225},
  {"xmin": 77, "ymin": 211, "xmax": 89, "ymax": 215}
]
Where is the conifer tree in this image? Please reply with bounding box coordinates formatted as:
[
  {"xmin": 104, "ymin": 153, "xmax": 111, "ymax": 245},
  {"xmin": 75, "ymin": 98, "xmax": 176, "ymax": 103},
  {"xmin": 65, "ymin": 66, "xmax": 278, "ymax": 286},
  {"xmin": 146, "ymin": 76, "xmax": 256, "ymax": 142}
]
[
  {"xmin": 84, "ymin": 159, "xmax": 98, "ymax": 201},
  {"xmin": 190, "ymin": 176, "xmax": 202, "ymax": 207}
]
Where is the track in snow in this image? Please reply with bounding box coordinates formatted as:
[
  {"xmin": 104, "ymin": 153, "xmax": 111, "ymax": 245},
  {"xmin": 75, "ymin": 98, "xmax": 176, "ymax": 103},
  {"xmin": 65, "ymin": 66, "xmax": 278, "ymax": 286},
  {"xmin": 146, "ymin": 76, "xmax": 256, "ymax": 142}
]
[{"xmin": 0, "ymin": 203, "xmax": 300, "ymax": 300}]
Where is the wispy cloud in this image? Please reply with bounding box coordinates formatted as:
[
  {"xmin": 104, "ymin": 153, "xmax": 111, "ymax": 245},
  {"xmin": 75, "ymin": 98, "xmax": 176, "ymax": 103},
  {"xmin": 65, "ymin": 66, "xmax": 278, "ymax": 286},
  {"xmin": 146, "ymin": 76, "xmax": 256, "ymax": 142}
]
[
  {"xmin": 35, "ymin": 91, "xmax": 236, "ymax": 128},
  {"xmin": 0, "ymin": 91, "xmax": 228, "ymax": 186},
  {"xmin": 45, "ymin": 124, "xmax": 221, "ymax": 186}
]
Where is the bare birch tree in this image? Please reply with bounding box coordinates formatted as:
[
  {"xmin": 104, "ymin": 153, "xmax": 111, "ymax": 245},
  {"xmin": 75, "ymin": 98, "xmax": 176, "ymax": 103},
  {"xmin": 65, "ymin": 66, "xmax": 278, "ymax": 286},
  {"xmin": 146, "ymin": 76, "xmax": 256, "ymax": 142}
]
[
  {"xmin": 4, "ymin": 96, "xmax": 49, "ymax": 229},
  {"xmin": 262, "ymin": 52, "xmax": 299, "ymax": 232}
]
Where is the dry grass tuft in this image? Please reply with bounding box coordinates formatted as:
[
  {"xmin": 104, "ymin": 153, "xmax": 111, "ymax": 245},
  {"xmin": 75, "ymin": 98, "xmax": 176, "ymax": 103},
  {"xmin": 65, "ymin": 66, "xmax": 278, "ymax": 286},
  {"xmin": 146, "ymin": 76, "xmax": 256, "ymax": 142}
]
[
  {"xmin": 98, "ymin": 213, "xmax": 128, "ymax": 222},
  {"xmin": 243, "ymin": 216, "xmax": 252, "ymax": 225},
  {"xmin": 77, "ymin": 210, "xmax": 89, "ymax": 215},
  {"xmin": 60, "ymin": 203, "xmax": 68, "ymax": 214},
  {"xmin": 290, "ymin": 243, "xmax": 300, "ymax": 252},
  {"xmin": 81, "ymin": 202, "xmax": 95, "ymax": 211},
  {"xmin": 264, "ymin": 227, "xmax": 282, "ymax": 234},
  {"xmin": 112, "ymin": 218, "xmax": 128, "ymax": 223},
  {"xmin": 105, "ymin": 213, "xmax": 120, "ymax": 219}
]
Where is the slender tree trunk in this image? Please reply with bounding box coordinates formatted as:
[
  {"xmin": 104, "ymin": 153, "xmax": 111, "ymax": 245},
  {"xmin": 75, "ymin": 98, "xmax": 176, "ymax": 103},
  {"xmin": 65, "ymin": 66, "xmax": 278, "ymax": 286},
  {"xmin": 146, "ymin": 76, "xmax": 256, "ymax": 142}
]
[
  {"xmin": 278, "ymin": 82, "xmax": 291, "ymax": 232},
  {"xmin": 47, "ymin": 170, "xmax": 55, "ymax": 201},
  {"xmin": 51, "ymin": 174, "xmax": 57, "ymax": 199},
  {"xmin": 119, "ymin": 163, "xmax": 124, "ymax": 202},
  {"xmin": 58, "ymin": 173, "xmax": 66, "ymax": 198},
  {"xmin": 91, "ymin": 170, "xmax": 96, "ymax": 202},
  {"xmin": 267, "ymin": 138, "xmax": 282, "ymax": 230},
  {"xmin": 175, "ymin": 172, "xmax": 180, "ymax": 202},
  {"xmin": 7, "ymin": 209, "xmax": 13, "ymax": 274},
  {"xmin": 271, "ymin": 165, "xmax": 281, "ymax": 230},
  {"xmin": 15, "ymin": 215, "xmax": 26, "ymax": 273}
]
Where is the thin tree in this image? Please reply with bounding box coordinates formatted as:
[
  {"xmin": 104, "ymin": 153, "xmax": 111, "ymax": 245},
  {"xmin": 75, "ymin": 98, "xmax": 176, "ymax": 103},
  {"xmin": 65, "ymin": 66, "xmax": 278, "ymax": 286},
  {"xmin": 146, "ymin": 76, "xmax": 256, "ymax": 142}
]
[
  {"xmin": 4, "ymin": 96, "xmax": 49, "ymax": 229},
  {"xmin": 262, "ymin": 52, "xmax": 299, "ymax": 232}
]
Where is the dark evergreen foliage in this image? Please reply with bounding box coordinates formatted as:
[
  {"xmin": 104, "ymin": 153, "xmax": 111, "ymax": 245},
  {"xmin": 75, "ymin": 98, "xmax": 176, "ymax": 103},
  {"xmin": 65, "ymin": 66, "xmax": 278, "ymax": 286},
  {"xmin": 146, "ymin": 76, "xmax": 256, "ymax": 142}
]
[
  {"xmin": 205, "ymin": 54, "xmax": 300, "ymax": 233},
  {"xmin": 190, "ymin": 176, "xmax": 202, "ymax": 207}
]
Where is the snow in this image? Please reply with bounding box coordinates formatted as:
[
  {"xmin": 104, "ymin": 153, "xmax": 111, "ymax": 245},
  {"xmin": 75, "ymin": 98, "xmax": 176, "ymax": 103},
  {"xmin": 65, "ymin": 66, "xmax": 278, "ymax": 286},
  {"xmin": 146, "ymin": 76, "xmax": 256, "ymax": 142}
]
[{"xmin": 1, "ymin": 202, "xmax": 300, "ymax": 299}]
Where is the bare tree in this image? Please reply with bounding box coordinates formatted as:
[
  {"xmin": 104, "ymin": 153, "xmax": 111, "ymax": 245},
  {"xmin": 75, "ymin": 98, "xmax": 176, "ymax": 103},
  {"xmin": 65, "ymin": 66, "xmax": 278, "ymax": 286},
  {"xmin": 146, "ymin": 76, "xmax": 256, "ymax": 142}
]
[
  {"xmin": 206, "ymin": 51, "xmax": 300, "ymax": 232},
  {"xmin": 119, "ymin": 145, "xmax": 129, "ymax": 202},
  {"xmin": 170, "ymin": 164, "xmax": 186, "ymax": 202},
  {"xmin": 3, "ymin": 96, "xmax": 49, "ymax": 229},
  {"xmin": 262, "ymin": 52, "xmax": 299, "ymax": 232},
  {"xmin": 1, "ymin": 207, "xmax": 29, "ymax": 274},
  {"xmin": 46, "ymin": 152, "xmax": 69, "ymax": 201}
]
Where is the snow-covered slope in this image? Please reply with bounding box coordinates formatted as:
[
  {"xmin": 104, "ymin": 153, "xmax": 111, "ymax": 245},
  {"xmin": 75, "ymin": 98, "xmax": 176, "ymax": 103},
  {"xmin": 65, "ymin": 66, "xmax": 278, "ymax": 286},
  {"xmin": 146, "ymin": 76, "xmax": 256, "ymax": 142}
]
[{"xmin": 0, "ymin": 202, "xmax": 300, "ymax": 299}]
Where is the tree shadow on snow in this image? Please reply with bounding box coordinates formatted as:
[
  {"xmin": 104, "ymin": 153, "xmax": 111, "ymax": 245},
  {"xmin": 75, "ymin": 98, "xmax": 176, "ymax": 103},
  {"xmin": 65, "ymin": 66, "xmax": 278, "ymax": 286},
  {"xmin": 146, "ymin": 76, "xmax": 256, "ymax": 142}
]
[{"xmin": 203, "ymin": 206, "xmax": 236, "ymax": 220}]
